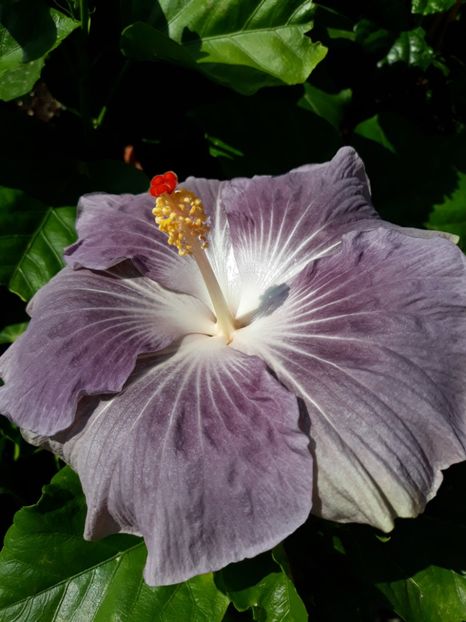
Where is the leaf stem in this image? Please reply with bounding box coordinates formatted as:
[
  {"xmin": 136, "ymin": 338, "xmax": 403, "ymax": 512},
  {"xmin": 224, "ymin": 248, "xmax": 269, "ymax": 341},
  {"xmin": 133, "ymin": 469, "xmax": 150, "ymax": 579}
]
[
  {"xmin": 94, "ymin": 61, "xmax": 130, "ymax": 129},
  {"xmin": 78, "ymin": 0, "xmax": 91, "ymax": 129}
]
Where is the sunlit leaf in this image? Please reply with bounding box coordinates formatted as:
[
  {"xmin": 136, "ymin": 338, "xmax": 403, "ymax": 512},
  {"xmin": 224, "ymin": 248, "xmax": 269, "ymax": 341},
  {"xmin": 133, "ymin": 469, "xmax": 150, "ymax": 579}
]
[
  {"xmin": 412, "ymin": 0, "xmax": 457, "ymax": 15},
  {"xmin": 382, "ymin": 27, "xmax": 435, "ymax": 71},
  {"xmin": 121, "ymin": 0, "xmax": 327, "ymax": 94},
  {"xmin": 0, "ymin": 467, "xmax": 230, "ymax": 622},
  {"xmin": 0, "ymin": 2, "xmax": 79, "ymax": 101}
]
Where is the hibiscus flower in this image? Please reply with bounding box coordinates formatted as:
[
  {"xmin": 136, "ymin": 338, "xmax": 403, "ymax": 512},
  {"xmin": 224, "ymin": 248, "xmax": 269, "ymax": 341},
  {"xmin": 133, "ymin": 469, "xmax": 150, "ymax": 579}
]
[{"xmin": 1, "ymin": 147, "xmax": 465, "ymax": 586}]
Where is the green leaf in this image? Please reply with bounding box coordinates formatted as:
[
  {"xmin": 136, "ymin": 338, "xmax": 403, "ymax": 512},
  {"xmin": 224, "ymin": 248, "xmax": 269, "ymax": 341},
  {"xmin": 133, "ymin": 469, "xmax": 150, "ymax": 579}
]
[
  {"xmin": 0, "ymin": 467, "xmax": 230, "ymax": 622},
  {"xmin": 205, "ymin": 134, "xmax": 245, "ymax": 160},
  {"xmin": 382, "ymin": 27, "xmax": 435, "ymax": 71},
  {"xmin": 0, "ymin": 186, "xmax": 46, "ymax": 285},
  {"xmin": 0, "ymin": 159, "xmax": 148, "ymax": 301},
  {"xmin": 0, "ymin": 188, "xmax": 76, "ymax": 300},
  {"xmin": 351, "ymin": 112, "xmax": 466, "ymax": 228},
  {"xmin": 298, "ymin": 83, "xmax": 351, "ymax": 130},
  {"xmin": 121, "ymin": 0, "xmax": 327, "ymax": 94},
  {"xmin": 312, "ymin": 4, "xmax": 356, "ymax": 41},
  {"xmin": 411, "ymin": 0, "xmax": 457, "ymax": 15},
  {"xmin": 353, "ymin": 114, "xmax": 396, "ymax": 153},
  {"xmin": 0, "ymin": 2, "xmax": 79, "ymax": 101},
  {"xmin": 7, "ymin": 206, "xmax": 76, "ymax": 301},
  {"xmin": 216, "ymin": 547, "xmax": 307, "ymax": 622},
  {"xmin": 354, "ymin": 19, "xmax": 395, "ymax": 57},
  {"xmin": 0, "ymin": 322, "xmax": 28, "ymax": 345},
  {"xmin": 341, "ymin": 517, "xmax": 466, "ymax": 622},
  {"xmin": 192, "ymin": 90, "xmax": 341, "ymax": 178},
  {"xmin": 0, "ymin": 59, "xmax": 46, "ymax": 102},
  {"xmin": 426, "ymin": 171, "xmax": 466, "ymax": 247}
]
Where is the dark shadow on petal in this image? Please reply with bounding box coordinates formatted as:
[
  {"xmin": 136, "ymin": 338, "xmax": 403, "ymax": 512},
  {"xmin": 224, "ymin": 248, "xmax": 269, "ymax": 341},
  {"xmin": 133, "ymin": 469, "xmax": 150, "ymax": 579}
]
[
  {"xmin": 297, "ymin": 397, "xmax": 311, "ymax": 437},
  {"xmin": 256, "ymin": 283, "xmax": 290, "ymax": 317},
  {"xmin": 297, "ymin": 397, "xmax": 321, "ymax": 516},
  {"xmin": 237, "ymin": 283, "xmax": 290, "ymax": 326}
]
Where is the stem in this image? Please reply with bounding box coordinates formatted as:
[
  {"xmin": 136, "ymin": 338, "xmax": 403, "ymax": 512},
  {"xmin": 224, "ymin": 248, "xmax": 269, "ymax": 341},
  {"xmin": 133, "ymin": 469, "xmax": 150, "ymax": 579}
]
[
  {"xmin": 79, "ymin": 0, "xmax": 89, "ymax": 32},
  {"xmin": 78, "ymin": 0, "xmax": 91, "ymax": 129},
  {"xmin": 190, "ymin": 239, "xmax": 235, "ymax": 342},
  {"xmin": 94, "ymin": 61, "xmax": 130, "ymax": 129}
]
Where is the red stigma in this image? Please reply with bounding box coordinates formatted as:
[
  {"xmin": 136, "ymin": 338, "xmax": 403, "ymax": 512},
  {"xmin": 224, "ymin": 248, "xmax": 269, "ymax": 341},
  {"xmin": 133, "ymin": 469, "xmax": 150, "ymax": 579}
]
[{"xmin": 150, "ymin": 171, "xmax": 178, "ymax": 197}]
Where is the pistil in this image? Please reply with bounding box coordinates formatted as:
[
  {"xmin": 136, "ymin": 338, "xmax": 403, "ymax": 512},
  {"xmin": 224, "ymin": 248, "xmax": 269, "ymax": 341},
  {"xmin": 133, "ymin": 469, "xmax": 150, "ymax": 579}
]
[{"xmin": 150, "ymin": 172, "xmax": 235, "ymax": 342}]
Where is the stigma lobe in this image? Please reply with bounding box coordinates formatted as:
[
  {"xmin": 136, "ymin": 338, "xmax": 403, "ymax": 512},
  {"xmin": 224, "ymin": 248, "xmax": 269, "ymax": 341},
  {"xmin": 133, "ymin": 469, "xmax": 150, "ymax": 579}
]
[{"xmin": 150, "ymin": 171, "xmax": 178, "ymax": 197}]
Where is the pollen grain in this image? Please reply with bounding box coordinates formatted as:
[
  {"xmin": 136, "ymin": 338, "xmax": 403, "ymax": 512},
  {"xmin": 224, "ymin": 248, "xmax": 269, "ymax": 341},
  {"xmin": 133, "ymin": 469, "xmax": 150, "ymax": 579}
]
[{"xmin": 152, "ymin": 190, "xmax": 210, "ymax": 256}]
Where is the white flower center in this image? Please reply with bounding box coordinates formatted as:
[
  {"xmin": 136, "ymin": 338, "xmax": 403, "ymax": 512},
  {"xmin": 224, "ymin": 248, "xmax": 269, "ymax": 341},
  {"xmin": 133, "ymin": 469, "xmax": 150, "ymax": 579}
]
[{"xmin": 151, "ymin": 181, "xmax": 236, "ymax": 343}]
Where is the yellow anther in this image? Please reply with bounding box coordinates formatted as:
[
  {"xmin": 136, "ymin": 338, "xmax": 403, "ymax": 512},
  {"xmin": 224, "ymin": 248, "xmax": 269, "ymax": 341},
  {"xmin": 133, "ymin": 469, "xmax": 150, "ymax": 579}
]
[
  {"xmin": 152, "ymin": 188, "xmax": 210, "ymax": 256},
  {"xmin": 149, "ymin": 173, "xmax": 236, "ymax": 341}
]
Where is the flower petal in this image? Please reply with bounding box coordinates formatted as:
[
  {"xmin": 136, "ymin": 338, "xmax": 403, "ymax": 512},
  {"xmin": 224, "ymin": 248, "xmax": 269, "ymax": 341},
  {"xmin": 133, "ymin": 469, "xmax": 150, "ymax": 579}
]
[
  {"xmin": 64, "ymin": 192, "xmax": 171, "ymax": 273},
  {"xmin": 233, "ymin": 228, "xmax": 466, "ymax": 531},
  {"xmin": 222, "ymin": 147, "xmax": 379, "ymax": 316},
  {"xmin": 34, "ymin": 338, "xmax": 313, "ymax": 586},
  {"xmin": 0, "ymin": 264, "xmax": 214, "ymax": 436},
  {"xmin": 65, "ymin": 181, "xmax": 240, "ymax": 311}
]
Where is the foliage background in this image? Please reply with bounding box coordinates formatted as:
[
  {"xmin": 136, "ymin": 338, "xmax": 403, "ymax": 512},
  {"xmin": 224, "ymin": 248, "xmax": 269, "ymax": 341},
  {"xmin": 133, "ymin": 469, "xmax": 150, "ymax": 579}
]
[{"xmin": 1, "ymin": 0, "xmax": 466, "ymax": 620}]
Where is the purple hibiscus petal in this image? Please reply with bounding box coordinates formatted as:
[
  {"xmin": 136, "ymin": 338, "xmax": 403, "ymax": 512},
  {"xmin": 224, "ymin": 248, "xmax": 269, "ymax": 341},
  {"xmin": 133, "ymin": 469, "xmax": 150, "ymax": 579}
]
[
  {"xmin": 28, "ymin": 338, "xmax": 313, "ymax": 586},
  {"xmin": 221, "ymin": 147, "xmax": 380, "ymax": 315},
  {"xmin": 64, "ymin": 180, "xmax": 240, "ymax": 311},
  {"xmin": 0, "ymin": 264, "xmax": 214, "ymax": 436},
  {"xmin": 233, "ymin": 227, "xmax": 466, "ymax": 531},
  {"xmin": 64, "ymin": 192, "xmax": 182, "ymax": 280}
]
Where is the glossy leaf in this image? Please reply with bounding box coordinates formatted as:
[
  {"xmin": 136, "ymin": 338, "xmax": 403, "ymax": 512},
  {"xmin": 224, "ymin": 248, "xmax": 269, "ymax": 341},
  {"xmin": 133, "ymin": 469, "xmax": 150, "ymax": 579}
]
[
  {"xmin": 8, "ymin": 206, "xmax": 76, "ymax": 301},
  {"xmin": 0, "ymin": 162, "xmax": 148, "ymax": 302},
  {"xmin": 216, "ymin": 548, "xmax": 307, "ymax": 622},
  {"xmin": 411, "ymin": 0, "xmax": 457, "ymax": 14},
  {"xmin": 0, "ymin": 186, "xmax": 46, "ymax": 285},
  {"xmin": 121, "ymin": 0, "xmax": 327, "ymax": 94},
  {"xmin": 0, "ymin": 467, "xmax": 230, "ymax": 622},
  {"xmin": 0, "ymin": 4, "xmax": 79, "ymax": 101},
  {"xmin": 426, "ymin": 172, "xmax": 466, "ymax": 248},
  {"xmin": 0, "ymin": 60, "xmax": 45, "ymax": 102},
  {"xmin": 383, "ymin": 27, "xmax": 435, "ymax": 71}
]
